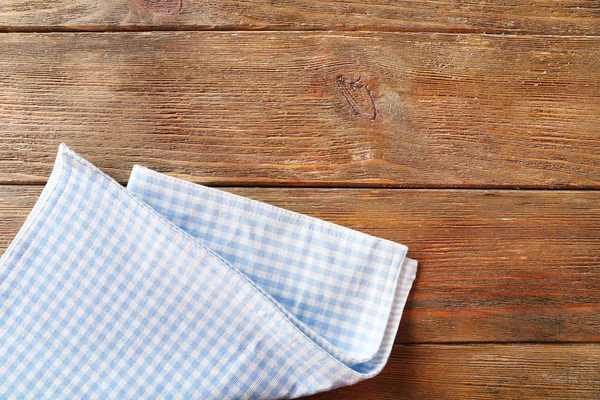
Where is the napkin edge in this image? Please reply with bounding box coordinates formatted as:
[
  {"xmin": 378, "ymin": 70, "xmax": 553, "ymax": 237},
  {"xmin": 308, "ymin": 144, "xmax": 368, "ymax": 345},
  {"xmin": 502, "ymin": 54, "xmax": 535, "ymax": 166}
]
[{"xmin": 0, "ymin": 143, "xmax": 68, "ymax": 273}]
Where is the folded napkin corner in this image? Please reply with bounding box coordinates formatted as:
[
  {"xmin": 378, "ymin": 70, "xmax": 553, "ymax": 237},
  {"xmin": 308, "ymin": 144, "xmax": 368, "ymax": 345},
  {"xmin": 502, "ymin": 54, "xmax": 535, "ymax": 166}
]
[{"xmin": 0, "ymin": 143, "xmax": 417, "ymax": 399}]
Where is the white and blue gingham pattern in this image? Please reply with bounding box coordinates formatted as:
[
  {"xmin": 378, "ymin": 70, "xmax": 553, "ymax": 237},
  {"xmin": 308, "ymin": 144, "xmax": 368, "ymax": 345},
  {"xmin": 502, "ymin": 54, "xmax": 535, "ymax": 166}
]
[
  {"xmin": 127, "ymin": 166, "xmax": 416, "ymax": 364},
  {"xmin": 0, "ymin": 144, "xmax": 417, "ymax": 399}
]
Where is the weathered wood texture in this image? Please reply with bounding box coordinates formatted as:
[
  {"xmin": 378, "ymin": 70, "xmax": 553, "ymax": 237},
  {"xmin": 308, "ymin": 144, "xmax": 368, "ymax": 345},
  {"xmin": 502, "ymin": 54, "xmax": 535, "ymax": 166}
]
[
  {"xmin": 1, "ymin": 0, "xmax": 599, "ymax": 398},
  {"xmin": 0, "ymin": 0, "xmax": 599, "ymax": 35},
  {"xmin": 1, "ymin": 186, "xmax": 598, "ymax": 343},
  {"xmin": 305, "ymin": 344, "xmax": 600, "ymax": 399},
  {"xmin": 1, "ymin": 32, "xmax": 598, "ymax": 188}
]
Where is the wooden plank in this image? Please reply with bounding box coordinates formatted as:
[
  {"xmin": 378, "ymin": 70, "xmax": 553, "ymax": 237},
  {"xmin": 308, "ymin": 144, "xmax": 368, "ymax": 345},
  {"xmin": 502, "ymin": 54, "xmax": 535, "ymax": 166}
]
[
  {"xmin": 0, "ymin": 0, "xmax": 599, "ymax": 35},
  {"xmin": 1, "ymin": 186, "xmax": 598, "ymax": 343},
  {"xmin": 1, "ymin": 32, "xmax": 598, "ymax": 188},
  {"xmin": 305, "ymin": 344, "xmax": 600, "ymax": 399}
]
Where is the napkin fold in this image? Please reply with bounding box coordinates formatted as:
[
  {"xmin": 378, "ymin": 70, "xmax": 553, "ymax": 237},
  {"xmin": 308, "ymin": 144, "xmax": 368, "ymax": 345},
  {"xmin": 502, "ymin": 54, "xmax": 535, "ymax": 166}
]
[{"xmin": 0, "ymin": 144, "xmax": 417, "ymax": 399}]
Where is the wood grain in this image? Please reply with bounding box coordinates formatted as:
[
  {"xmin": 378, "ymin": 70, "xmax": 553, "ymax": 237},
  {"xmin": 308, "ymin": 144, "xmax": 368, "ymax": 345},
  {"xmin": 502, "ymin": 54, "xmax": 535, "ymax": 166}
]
[
  {"xmin": 305, "ymin": 344, "xmax": 600, "ymax": 399},
  {"xmin": 0, "ymin": 0, "xmax": 599, "ymax": 35},
  {"xmin": 1, "ymin": 186, "xmax": 598, "ymax": 343},
  {"xmin": 1, "ymin": 32, "xmax": 599, "ymax": 188},
  {"xmin": 1, "ymin": 1, "xmax": 598, "ymax": 398}
]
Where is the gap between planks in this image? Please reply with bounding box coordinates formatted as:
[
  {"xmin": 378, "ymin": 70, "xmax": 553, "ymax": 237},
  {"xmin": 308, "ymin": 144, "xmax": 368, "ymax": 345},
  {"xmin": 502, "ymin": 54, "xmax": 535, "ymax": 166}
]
[
  {"xmin": 0, "ymin": 28, "xmax": 600, "ymax": 37},
  {"xmin": 3, "ymin": 182, "xmax": 600, "ymax": 191}
]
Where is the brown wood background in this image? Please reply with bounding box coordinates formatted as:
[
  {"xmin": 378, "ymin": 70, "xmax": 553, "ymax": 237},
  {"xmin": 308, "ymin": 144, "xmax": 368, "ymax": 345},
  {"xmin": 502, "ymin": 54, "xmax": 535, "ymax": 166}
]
[{"xmin": 0, "ymin": 1, "xmax": 598, "ymax": 398}]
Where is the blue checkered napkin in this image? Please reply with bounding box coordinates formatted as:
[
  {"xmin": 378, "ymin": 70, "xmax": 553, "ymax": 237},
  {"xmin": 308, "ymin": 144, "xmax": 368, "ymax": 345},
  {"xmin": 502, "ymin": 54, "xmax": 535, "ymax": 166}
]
[
  {"xmin": 0, "ymin": 144, "xmax": 417, "ymax": 399},
  {"xmin": 127, "ymin": 166, "xmax": 418, "ymax": 368}
]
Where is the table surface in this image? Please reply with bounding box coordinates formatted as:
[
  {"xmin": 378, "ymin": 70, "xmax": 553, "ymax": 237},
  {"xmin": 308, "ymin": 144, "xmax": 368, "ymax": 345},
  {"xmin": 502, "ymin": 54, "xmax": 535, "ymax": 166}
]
[{"xmin": 0, "ymin": 1, "xmax": 599, "ymax": 398}]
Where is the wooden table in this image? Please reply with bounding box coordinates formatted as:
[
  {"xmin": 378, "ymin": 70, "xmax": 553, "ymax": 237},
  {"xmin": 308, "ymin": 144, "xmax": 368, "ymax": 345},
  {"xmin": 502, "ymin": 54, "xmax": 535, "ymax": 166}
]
[{"xmin": 1, "ymin": 1, "xmax": 599, "ymax": 398}]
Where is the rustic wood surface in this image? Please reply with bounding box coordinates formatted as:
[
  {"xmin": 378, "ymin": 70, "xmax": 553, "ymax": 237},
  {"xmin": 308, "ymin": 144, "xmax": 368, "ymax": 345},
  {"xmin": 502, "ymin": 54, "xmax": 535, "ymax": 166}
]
[
  {"xmin": 1, "ymin": 32, "xmax": 599, "ymax": 188},
  {"xmin": 1, "ymin": 0, "xmax": 599, "ymax": 397},
  {"xmin": 0, "ymin": 0, "xmax": 599, "ymax": 35},
  {"xmin": 306, "ymin": 344, "xmax": 600, "ymax": 399},
  {"xmin": 1, "ymin": 186, "xmax": 598, "ymax": 344}
]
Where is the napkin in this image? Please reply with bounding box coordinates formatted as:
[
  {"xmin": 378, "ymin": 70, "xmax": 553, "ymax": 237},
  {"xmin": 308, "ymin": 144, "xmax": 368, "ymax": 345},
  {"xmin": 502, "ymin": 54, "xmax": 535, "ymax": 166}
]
[{"xmin": 0, "ymin": 144, "xmax": 417, "ymax": 399}]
